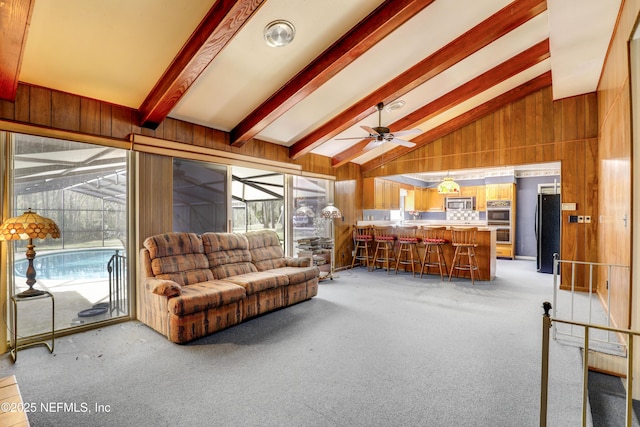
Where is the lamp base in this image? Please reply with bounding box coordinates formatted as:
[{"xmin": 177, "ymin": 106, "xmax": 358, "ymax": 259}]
[{"xmin": 16, "ymin": 288, "xmax": 46, "ymax": 298}]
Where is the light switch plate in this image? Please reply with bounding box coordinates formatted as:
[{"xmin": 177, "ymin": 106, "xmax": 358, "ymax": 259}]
[{"xmin": 561, "ymin": 203, "xmax": 577, "ymax": 211}]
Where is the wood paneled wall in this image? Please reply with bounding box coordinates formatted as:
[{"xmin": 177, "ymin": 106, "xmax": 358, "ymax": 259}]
[
  {"xmin": 333, "ymin": 163, "xmax": 362, "ymax": 269},
  {"xmin": 596, "ymin": 1, "xmax": 638, "ymax": 333},
  {"xmin": 0, "ymin": 83, "xmax": 335, "ymax": 175},
  {"xmin": 335, "ymin": 87, "xmax": 599, "ymax": 288}
]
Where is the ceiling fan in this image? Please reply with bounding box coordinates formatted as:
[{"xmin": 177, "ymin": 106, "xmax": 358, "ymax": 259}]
[{"xmin": 336, "ymin": 102, "xmax": 422, "ymax": 150}]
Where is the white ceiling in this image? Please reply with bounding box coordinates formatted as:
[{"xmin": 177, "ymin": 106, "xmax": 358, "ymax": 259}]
[{"xmin": 14, "ymin": 0, "xmax": 622, "ymax": 167}]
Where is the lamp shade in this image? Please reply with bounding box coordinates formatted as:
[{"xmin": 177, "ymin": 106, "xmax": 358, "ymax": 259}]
[
  {"xmin": 437, "ymin": 177, "xmax": 461, "ymax": 195},
  {"xmin": 0, "ymin": 209, "xmax": 61, "ymax": 241},
  {"xmin": 320, "ymin": 203, "xmax": 342, "ymax": 219},
  {"xmin": 295, "ymin": 206, "xmax": 315, "ymax": 217}
]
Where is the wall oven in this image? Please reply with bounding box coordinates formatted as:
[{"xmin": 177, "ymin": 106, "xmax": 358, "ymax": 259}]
[
  {"xmin": 494, "ymin": 227, "xmax": 511, "ymax": 244},
  {"xmin": 487, "ymin": 200, "xmax": 511, "ymax": 244},
  {"xmin": 487, "ymin": 200, "xmax": 511, "ymax": 224}
]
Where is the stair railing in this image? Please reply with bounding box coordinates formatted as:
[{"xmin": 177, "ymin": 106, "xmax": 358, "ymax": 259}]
[
  {"xmin": 552, "ymin": 253, "xmax": 630, "ymax": 350},
  {"xmin": 540, "ymin": 301, "xmax": 638, "ymax": 427}
]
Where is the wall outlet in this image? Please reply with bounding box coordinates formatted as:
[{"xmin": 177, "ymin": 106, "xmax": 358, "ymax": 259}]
[
  {"xmin": 577, "ymin": 216, "xmax": 584, "ymax": 223},
  {"xmin": 569, "ymin": 215, "xmax": 578, "ymax": 223},
  {"xmin": 584, "ymin": 216, "xmax": 591, "ymax": 223}
]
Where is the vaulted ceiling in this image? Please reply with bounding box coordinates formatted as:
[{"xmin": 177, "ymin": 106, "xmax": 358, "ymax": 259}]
[{"xmin": 0, "ymin": 0, "xmax": 621, "ymax": 172}]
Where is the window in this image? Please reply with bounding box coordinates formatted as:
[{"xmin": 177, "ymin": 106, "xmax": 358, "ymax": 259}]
[
  {"xmin": 231, "ymin": 166, "xmax": 284, "ymax": 243},
  {"xmin": 291, "ymin": 176, "xmax": 333, "ymax": 254},
  {"xmin": 173, "ymin": 159, "xmax": 227, "ymax": 233},
  {"xmin": 7, "ymin": 134, "xmax": 129, "ymax": 336}
]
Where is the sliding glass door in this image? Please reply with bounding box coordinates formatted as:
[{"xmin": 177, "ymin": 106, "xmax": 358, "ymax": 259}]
[{"xmin": 7, "ymin": 133, "xmax": 130, "ymax": 336}]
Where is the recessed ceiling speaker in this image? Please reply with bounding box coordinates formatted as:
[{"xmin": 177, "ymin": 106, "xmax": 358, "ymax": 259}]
[{"xmin": 263, "ymin": 20, "xmax": 295, "ymax": 47}]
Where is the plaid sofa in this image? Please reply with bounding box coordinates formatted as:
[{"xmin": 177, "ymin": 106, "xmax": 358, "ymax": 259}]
[{"xmin": 138, "ymin": 230, "xmax": 319, "ymax": 343}]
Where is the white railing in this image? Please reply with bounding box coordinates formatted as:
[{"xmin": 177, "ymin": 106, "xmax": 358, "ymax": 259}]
[{"xmin": 552, "ymin": 253, "xmax": 630, "ymax": 352}]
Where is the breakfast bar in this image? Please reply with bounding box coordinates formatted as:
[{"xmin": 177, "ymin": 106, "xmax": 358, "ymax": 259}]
[{"xmin": 356, "ymin": 221, "xmax": 496, "ymax": 281}]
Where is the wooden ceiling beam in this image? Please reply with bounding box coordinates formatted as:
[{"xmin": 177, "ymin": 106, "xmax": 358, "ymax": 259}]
[
  {"xmin": 0, "ymin": 0, "xmax": 35, "ymax": 101},
  {"xmin": 289, "ymin": 0, "xmax": 547, "ymax": 160},
  {"xmin": 229, "ymin": 0, "xmax": 435, "ymax": 147},
  {"xmin": 331, "ymin": 38, "xmax": 550, "ymax": 167},
  {"xmin": 138, "ymin": 0, "xmax": 265, "ymax": 130},
  {"xmin": 359, "ymin": 71, "xmax": 553, "ymax": 174}
]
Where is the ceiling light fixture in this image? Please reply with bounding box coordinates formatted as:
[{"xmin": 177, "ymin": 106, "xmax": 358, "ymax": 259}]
[
  {"xmin": 263, "ymin": 20, "xmax": 295, "ymax": 47},
  {"xmin": 385, "ymin": 100, "xmax": 405, "ymax": 112},
  {"xmin": 437, "ymin": 176, "xmax": 460, "ymax": 195}
]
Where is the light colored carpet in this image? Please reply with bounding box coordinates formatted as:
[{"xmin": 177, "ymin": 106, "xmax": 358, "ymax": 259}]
[{"xmin": 0, "ymin": 259, "xmax": 589, "ymax": 426}]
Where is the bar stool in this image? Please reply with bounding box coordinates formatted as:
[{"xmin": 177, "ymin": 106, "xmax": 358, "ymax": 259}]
[
  {"xmin": 351, "ymin": 224, "xmax": 374, "ymax": 269},
  {"xmin": 394, "ymin": 226, "xmax": 421, "ymax": 276},
  {"xmin": 420, "ymin": 226, "xmax": 449, "ymax": 280},
  {"xmin": 448, "ymin": 227, "xmax": 480, "ymax": 284},
  {"xmin": 372, "ymin": 225, "xmax": 397, "ymax": 273}
]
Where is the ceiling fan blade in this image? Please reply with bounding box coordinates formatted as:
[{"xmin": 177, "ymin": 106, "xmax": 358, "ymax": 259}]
[
  {"xmin": 390, "ymin": 138, "xmax": 416, "ymax": 148},
  {"xmin": 361, "ymin": 125, "xmax": 380, "ymax": 135},
  {"xmin": 364, "ymin": 139, "xmax": 384, "ymax": 150},
  {"xmin": 335, "ymin": 136, "xmax": 374, "ymax": 140},
  {"xmin": 391, "ymin": 129, "xmax": 422, "ymax": 138}
]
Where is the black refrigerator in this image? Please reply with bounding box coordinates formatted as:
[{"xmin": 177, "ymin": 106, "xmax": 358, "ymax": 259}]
[{"xmin": 536, "ymin": 194, "xmax": 560, "ymax": 273}]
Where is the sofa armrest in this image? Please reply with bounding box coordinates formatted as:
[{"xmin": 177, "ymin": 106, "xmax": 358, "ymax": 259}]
[
  {"xmin": 145, "ymin": 278, "xmax": 182, "ymax": 297},
  {"xmin": 286, "ymin": 256, "xmax": 311, "ymax": 268}
]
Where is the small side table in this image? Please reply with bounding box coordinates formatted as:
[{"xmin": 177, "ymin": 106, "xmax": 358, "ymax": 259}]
[{"xmin": 9, "ymin": 291, "xmax": 55, "ymax": 362}]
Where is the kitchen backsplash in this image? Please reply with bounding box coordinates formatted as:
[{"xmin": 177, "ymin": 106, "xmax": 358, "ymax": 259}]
[{"xmin": 445, "ymin": 210, "xmax": 480, "ymax": 221}]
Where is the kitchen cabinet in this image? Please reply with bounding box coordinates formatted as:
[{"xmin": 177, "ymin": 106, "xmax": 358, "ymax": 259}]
[
  {"xmin": 413, "ymin": 187, "xmax": 430, "ymax": 211},
  {"xmin": 387, "ymin": 181, "xmax": 400, "ymax": 209},
  {"xmin": 496, "ymin": 244, "xmax": 513, "ymax": 259},
  {"xmin": 363, "ymin": 178, "xmax": 400, "ymax": 209},
  {"xmin": 460, "ymin": 186, "xmax": 476, "ymax": 197},
  {"xmin": 476, "ymin": 186, "xmax": 486, "ymax": 211},
  {"xmin": 427, "ymin": 188, "xmax": 445, "ymax": 211},
  {"xmin": 405, "ymin": 190, "xmax": 415, "ymax": 211},
  {"xmin": 486, "ymin": 183, "xmax": 514, "ymax": 201}
]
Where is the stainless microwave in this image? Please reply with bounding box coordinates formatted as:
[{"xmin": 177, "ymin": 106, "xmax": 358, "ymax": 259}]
[{"xmin": 445, "ymin": 197, "xmax": 475, "ymax": 211}]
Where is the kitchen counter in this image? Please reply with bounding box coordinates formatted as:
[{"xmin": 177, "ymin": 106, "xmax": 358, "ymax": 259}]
[
  {"xmin": 358, "ymin": 220, "xmax": 492, "ymax": 229},
  {"xmin": 356, "ymin": 220, "xmax": 496, "ymax": 281}
]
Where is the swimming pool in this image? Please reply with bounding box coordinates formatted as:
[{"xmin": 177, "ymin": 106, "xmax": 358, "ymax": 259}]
[{"xmin": 13, "ymin": 248, "xmax": 125, "ymax": 280}]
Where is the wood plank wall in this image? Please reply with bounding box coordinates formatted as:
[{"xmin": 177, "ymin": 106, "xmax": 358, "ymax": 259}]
[
  {"xmin": 334, "ymin": 86, "xmax": 599, "ymax": 288},
  {"xmin": 0, "ymin": 83, "xmax": 335, "ymax": 174},
  {"xmin": 596, "ymin": 0, "xmax": 638, "ymax": 333}
]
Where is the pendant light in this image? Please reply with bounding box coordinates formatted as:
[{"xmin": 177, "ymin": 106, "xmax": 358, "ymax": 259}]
[{"xmin": 437, "ymin": 176, "xmax": 460, "ymax": 194}]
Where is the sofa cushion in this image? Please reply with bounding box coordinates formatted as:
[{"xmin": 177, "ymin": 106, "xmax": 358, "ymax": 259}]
[
  {"xmin": 202, "ymin": 232, "xmax": 257, "ymax": 279},
  {"xmin": 144, "ymin": 232, "xmax": 213, "ymax": 286},
  {"xmin": 144, "ymin": 232, "xmax": 204, "ymax": 258},
  {"xmin": 223, "ymin": 271, "xmax": 289, "ymax": 295},
  {"xmin": 167, "ymin": 281, "xmax": 246, "ymax": 316},
  {"xmin": 244, "ymin": 230, "xmax": 288, "ymax": 271},
  {"xmin": 266, "ymin": 266, "xmax": 320, "ymax": 286}
]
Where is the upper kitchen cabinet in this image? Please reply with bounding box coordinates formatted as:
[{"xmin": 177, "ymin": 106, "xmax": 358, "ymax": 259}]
[
  {"xmin": 486, "ymin": 183, "xmax": 514, "ymax": 201},
  {"xmin": 460, "ymin": 186, "xmax": 477, "ymax": 197},
  {"xmin": 427, "ymin": 188, "xmax": 445, "ymax": 211},
  {"xmin": 476, "ymin": 187, "xmax": 486, "ymax": 211},
  {"xmin": 363, "ymin": 178, "xmax": 400, "ymax": 210}
]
